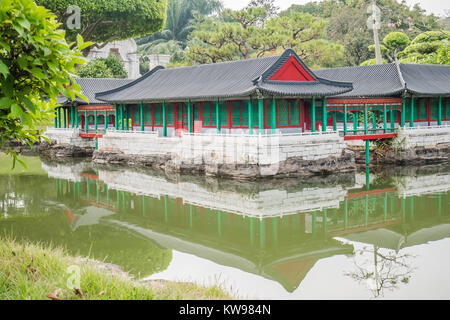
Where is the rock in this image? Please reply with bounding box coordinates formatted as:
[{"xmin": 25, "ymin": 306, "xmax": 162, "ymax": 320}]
[{"xmin": 38, "ymin": 141, "xmax": 93, "ymax": 159}]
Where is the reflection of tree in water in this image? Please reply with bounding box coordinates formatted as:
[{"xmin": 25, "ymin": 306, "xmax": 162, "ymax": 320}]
[{"xmin": 345, "ymin": 245, "xmax": 416, "ymax": 298}]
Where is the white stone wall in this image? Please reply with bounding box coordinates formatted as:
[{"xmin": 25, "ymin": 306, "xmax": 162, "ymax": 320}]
[
  {"xmin": 98, "ymin": 130, "xmax": 179, "ymax": 155},
  {"xmin": 43, "ymin": 128, "xmax": 94, "ymax": 148},
  {"xmin": 97, "ymin": 131, "xmax": 346, "ymax": 166},
  {"xmin": 397, "ymin": 126, "xmax": 450, "ymax": 148},
  {"xmin": 179, "ymin": 132, "xmax": 345, "ymax": 165},
  {"xmin": 41, "ymin": 161, "xmax": 91, "ymax": 182}
]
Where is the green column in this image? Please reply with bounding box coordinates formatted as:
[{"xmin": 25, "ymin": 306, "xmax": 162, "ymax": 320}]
[
  {"xmin": 383, "ymin": 104, "xmax": 387, "ymax": 133},
  {"xmin": 311, "ymin": 98, "xmax": 316, "ymax": 133},
  {"xmin": 162, "ymin": 101, "xmax": 167, "ymax": 136},
  {"xmin": 390, "ymin": 108, "xmax": 395, "ymax": 131},
  {"xmin": 401, "ymin": 98, "xmax": 406, "ymax": 127},
  {"xmin": 75, "ymin": 108, "xmax": 78, "ymax": 128},
  {"xmin": 410, "ymin": 98, "xmax": 414, "ymax": 128},
  {"xmin": 372, "ymin": 109, "xmax": 377, "ymax": 131},
  {"xmin": 343, "ymin": 105, "xmax": 347, "ymax": 136},
  {"xmin": 84, "ymin": 111, "xmax": 87, "ymax": 131},
  {"xmin": 271, "ymin": 97, "xmax": 276, "ymax": 134},
  {"xmin": 248, "ymin": 99, "xmax": 253, "ymax": 134},
  {"xmin": 260, "ymin": 218, "xmax": 266, "ymax": 249},
  {"xmin": 216, "ymin": 99, "xmax": 221, "ymax": 133},
  {"xmin": 94, "ymin": 110, "xmax": 98, "ymax": 132},
  {"xmin": 187, "ymin": 100, "xmax": 192, "ymax": 133},
  {"xmin": 438, "ymin": 97, "xmax": 442, "ymax": 126},
  {"xmin": 365, "ymin": 140, "xmax": 370, "ymax": 165},
  {"xmin": 120, "ymin": 105, "xmax": 124, "ymax": 130},
  {"xmin": 57, "ymin": 107, "xmax": 61, "ymax": 128},
  {"xmin": 363, "ymin": 104, "xmax": 368, "ymax": 134},
  {"xmin": 322, "ymin": 98, "xmax": 327, "ymax": 132},
  {"xmin": 140, "ymin": 103, "xmax": 144, "ymax": 132},
  {"xmin": 332, "ymin": 112, "xmax": 337, "ymax": 131},
  {"xmin": 104, "ymin": 111, "xmax": 107, "ymax": 132},
  {"xmin": 115, "ymin": 105, "xmax": 118, "ymax": 129},
  {"xmin": 54, "ymin": 111, "xmax": 57, "ymax": 128},
  {"xmin": 258, "ymin": 98, "xmax": 264, "ymax": 134},
  {"xmin": 63, "ymin": 107, "xmax": 67, "ymax": 128},
  {"xmin": 125, "ymin": 105, "xmax": 129, "ymax": 130},
  {"xmin": 70, "ymin": 107, "xmax": 73, "ymax": 128},
  {"xmin": 353, "ymin": 112, "xmax": 358, "ymax": 134}
]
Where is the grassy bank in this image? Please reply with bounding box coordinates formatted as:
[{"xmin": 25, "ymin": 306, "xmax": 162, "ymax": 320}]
[{"xmin": 0, "ymin": 237, "xmax": 232, "ymax": 300}]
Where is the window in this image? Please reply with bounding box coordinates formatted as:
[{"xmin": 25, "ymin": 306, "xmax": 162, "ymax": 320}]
[
  {"xmin": 133, "ymin": 106, "xmax": 140, "ymax": 124},
  {"xmin": 278, "ymin": 100, "xmax": 289, "ymax": 126},
  {"xmin": 108, "ymin": 114, "xmax": 114, "ymax": 123},
  {"xmin": 97, "ymin": 115, "xmax": 105, "ymax": 124},
  {"xmin": 431, "ymin": 98, "xmax": 439, "ymax": 120},
  {"xmin": 167, "ymin": 104, "xmax": 174, "ymax": 125},
  {"xmin": 290, "ymin": 100, "xmax": 300, "ymax": 125},
  {"xmin": 145, "ymin": 105, "xmax": 152, "ymax": 124},
  {"xmin": 220, "ymin": 102, "xmax": 228, "ymax": 127},
  {"xmin": 88, "ymin": 115, "xmax": 94, "ymax": 124},
  {"xmin": 202, "ymin": 102, "xmax": 217, "ymax": 127},
  {"xmin": 154, "ymin": 104, "xmax": 161, "ymax": 125},
  {"xmin": 418, "ymin": 99, "xmax": 427, "ymax": 120},
  {"xmin": 194, "ymin": 103, "xmax": 200, "ymax": 121},
  {"xmin": 277, "ymin": 99, "xmax": 300, "ymax": 127}
]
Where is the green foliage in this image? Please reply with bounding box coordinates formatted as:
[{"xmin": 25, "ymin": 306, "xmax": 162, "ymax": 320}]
[
  {"xmin": 35, "ymin": 0, "xmax": 167, "ymax": 46},
  {"xmin": 186, "ymin": 4, "xmax": 345, "ymax": 68},
  {"xmin": 383, "ymin": 32, "xmax": 410, "ymax": 50},
  {"xmin": 76, "ymin": 60, "xmax": 114, "ymax": 78},
  {"xmin": 77, "ymin": 54, "xmax": 128, "ymax": 78},
  {"xmin": 0, "ymin": 0, "xmax": 91, "ymax": 166},
  {"xmin": 360, "ymin": 58, "xmax": 387, "ymax": 66},
  {"xmin": 398, "ymin": 31, "xmax": 450, "ymax": 65}
]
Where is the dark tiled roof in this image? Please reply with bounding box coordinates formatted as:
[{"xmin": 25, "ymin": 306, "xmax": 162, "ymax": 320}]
[
  {"xmin": 314, "ymin": 64, "xmax": 405, "ymax": 97},
  {"xmin": 315, "ymin": 63, "xmax": 450, "ymax": 98},
  {"xmin": 96, "ymin": 49, "xmax": 353, "ymax": 103},
  {"xmin": 400, "ymin": 63, "xmax": 450, "ymax": 96},
  {"xmin": 58, "ymin": 78, "xmax": 134, "ymax": 105}
]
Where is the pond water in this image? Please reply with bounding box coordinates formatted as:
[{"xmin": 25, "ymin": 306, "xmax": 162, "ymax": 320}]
[{"xmin": 0, "ymin": 154, "xmax": 449, "ymax": 299}]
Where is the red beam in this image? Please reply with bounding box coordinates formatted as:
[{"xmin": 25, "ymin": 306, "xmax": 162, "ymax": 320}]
[
  {"xmin": 326, "ymin": 98, "xmax": 403, "ymax": 105},
  {"xmin": 345, "ymin": 187, "xmax": 397, "ymax": 199},
  {"xmin": 80, "ymin": 173, "xmax": 99, "ymax": 180},
  {"xmin": 344, "ymin": 133, "xmax": 397, "ymax": 140},
  {"xmin": 77, "ymin": 105, "xmax": 115, "ymax": 111},
  {"xmin": 79, "ymin": 133, "xmax": 103, "ymax": 138}
]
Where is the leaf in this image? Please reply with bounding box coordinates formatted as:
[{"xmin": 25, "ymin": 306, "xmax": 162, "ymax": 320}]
[
  {"xmin": 0, "ymin": 59, "xmax": 8, "ymax": 78},
  {"xmin": 78, "ymin": 41, "xmax": 94, "ymax": 51},
  {"xmin": 11, "ymin": 104, "xmax": 23, "ymax": 117},
  {"xmin": 0, "ymin": 97, "xmax": 13, "ymax": 109},
  {"xmin": 21, "ymin": 97, "xmax": 35, "ymax": 113},
  {"xmin": 17, "ymin": 17, "xmax": 31, "ymax": 30}
]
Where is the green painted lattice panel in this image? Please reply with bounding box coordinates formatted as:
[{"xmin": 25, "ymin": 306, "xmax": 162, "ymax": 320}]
[
  {"xmin": 431, "ymin": 98, "xmax": 439, "ymax": 120},
  {"xmin": 167, "ymin": 104, "xmax": 174, "ymax": 125},
  {"xmin": 232, "ymin": 101, "xmax": 241, "ymax": 127},
  {"xmin": 242, "ymin": 103, "xmax": 249, "ymax": 127},
  {"xmin": 134, "ymin": 107, "xmax": 140, "ymax": 124},
  {"xmin": 278, "ymin": 100, "xmax": 289, "ymax": 126},
  {"xmin": 290, "ymin": 100, "xmax": 300, "ymax": 125},
  {"xmin": 203, "ymin": 103, "xmax": 211, "ymax": 126},
  {"xmin": 145, "ymin": 105, "xmax": 152, "ymax": 124},
  {"xmin": 252, "ymin": 100, "xmax": 259, "ymax": 127},
  {"xmin": 220, "ymin": 102, "xmax": 227, "ymax": 127},
  {"xmin": 418, "ymin": 99, "xmax": 427, "ymax": 120},
  {"xmin": 154, "ymin": 104, "xmax": 161, "ymax": 125},
  {"xmin": 194, "ymin": 103, "xmax": 200, "ymax": 121}
]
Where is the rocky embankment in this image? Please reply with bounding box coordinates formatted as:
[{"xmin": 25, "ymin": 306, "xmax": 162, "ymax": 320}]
[{"xmin": 38, "ymin": 140, "xmax": 94, "ymax": 159}]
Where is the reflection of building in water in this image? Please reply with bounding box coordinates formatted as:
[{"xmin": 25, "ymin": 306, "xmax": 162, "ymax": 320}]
[{"xmin": 37, "ymin": 160, "xmax": 450, "ymax": 292}]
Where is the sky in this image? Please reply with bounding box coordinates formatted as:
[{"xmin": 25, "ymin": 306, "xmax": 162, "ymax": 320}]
[{"xmin": 221, "ymin": 0, "xmax": 449, "ymax": 17}]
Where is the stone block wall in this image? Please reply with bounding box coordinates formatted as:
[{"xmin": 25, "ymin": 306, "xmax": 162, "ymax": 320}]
[
  {"xmin": 43, "ymin": 128, "xmax": 94, "ymax": 148},
  {"xmin": 396, "ymin": 126, "xmax": 450, "ymax": 148}
]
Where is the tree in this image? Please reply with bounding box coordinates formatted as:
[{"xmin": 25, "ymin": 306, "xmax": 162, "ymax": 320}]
[
  {"xmin": 77, "ymin": 54, "xmax": 128, "ymax": 78},
  {"xmin": 35, "ymin": 0, "xmax": 167, "ymax": 51},
  {"xmin": 0, "ymin": 0, "xmax": 90, "ymax": 167},
  {"xmin": 398, "ymin": 31, "xmax": 450, "ymax": 64}
]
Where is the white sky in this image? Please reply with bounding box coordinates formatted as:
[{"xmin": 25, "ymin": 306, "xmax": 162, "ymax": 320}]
[{"xmin": 221, "ymin": 0, "xmax": 449, "ymax": 17}]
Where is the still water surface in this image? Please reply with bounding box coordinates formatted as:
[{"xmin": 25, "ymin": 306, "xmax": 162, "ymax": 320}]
[{"xmin": 0, "ymin": 154, "xmax": 449, "ymax": 299}]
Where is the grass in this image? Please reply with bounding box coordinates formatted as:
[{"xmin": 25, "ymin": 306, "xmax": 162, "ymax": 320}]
[{"xmin": 0, "ymin": 237, "xmax": 233, "ymax": 300}]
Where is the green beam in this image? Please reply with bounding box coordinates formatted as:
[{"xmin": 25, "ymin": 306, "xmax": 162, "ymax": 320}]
[
  {"xmin": 248, "ymin": 99, "xmax": 253, "ymax": 134},
  {"xmin": 438, "ymin": 97, "xmax": 442, "ymax": 126},
  {"xmin": 322, "ymin": 98, "xmax": 327, "ymax": 132},
  {"xmin": 163, "ymin": 101, "xmax": 167, "ymax": 136},
  {"xmin": 140, "ymin": 103, "xmax": 144, "ymax": 132},
  {"xmin": 311, "ymin": 98, "xmax": 316, "ymax": 132},
  {"xmin": 216, "ymin": 99, "xmax": 221, "ymax": 133},
  {"xmin": 271, "ymin": 97, "xmax": 276, "ymax": 134},
  {"xmin": 410, "ymin": 98, "xmax": 414, "ymax": 128},
  {"xmin": 258, "ymin": 98, "xmax": 264, "ymax": 134}
]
